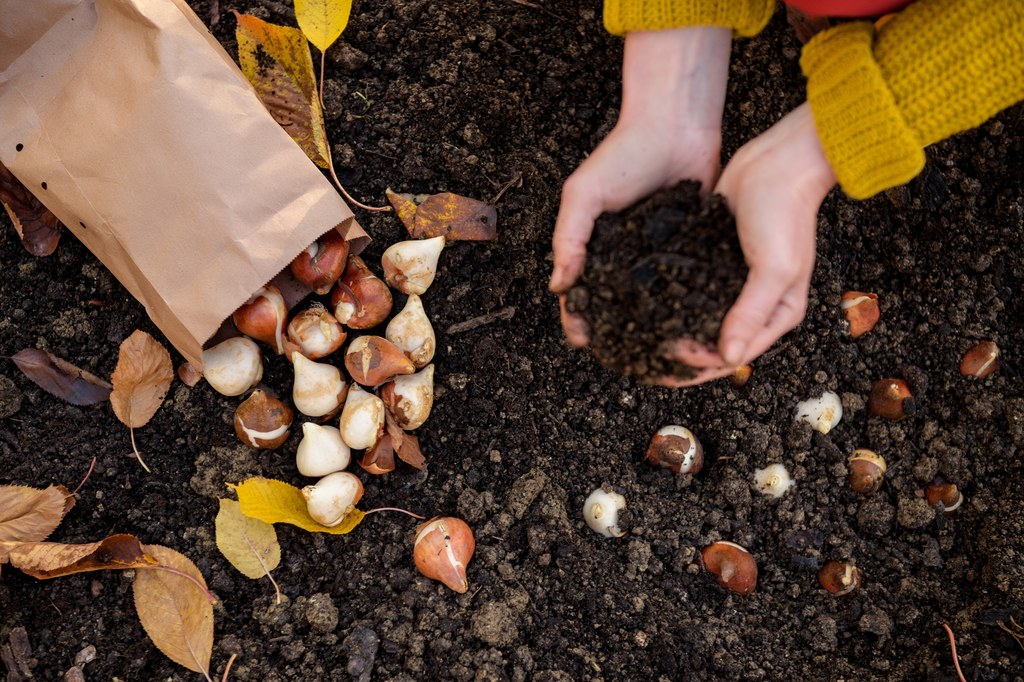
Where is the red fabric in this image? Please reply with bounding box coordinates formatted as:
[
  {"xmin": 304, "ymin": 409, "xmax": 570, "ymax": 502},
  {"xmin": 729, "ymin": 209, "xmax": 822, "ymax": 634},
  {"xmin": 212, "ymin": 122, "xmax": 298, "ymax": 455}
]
[{"xmin": 784, "ymin": 0, "xmax": 914, "ymax": 16}]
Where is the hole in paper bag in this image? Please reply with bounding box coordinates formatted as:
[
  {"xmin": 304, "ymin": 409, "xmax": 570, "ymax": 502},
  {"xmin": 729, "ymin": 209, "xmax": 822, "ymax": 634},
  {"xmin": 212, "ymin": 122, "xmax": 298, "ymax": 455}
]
[
  {"xmin": 15, "ymin": 143, "xmax": 23, "ymax": 152},
  {"xmin": 41, "ymin": 182, "xmax": 47, "ymax": 190}
]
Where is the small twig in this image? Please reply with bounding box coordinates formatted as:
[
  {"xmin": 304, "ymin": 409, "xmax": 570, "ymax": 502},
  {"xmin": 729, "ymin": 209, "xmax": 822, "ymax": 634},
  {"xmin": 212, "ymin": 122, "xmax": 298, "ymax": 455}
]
[
  {"xmin": 489, "ymin": 171, "xmax": 523, "ymax": 205},
  {"xmin": 447, "ymin": 306, "xmax": 516, "ymax": 335},
  {"xmin": 128, "ymin": 427, "xmax": 151, "ymax": 474},
  {"xmin": 221, "ymin": 653, "xmax": 238, "ymax": 682},
  {"xmin": 942, "ymin": 623, "xmax": 967, "ymax": 682},
  {"xmin": 72, "ymin": 457, "xmax": 97, "ymax": 495},
  {"xmin": 139, "ymin": 565, "xmax": 217, "ymax": 605},
  {"xmin": 363, "ymin": 507, "xmax": 425, "ymax": 520}
]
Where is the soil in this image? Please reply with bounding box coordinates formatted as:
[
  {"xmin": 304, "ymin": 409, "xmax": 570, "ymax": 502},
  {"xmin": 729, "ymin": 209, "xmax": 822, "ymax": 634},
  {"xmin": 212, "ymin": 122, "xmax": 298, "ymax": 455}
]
[
  {"xmin": 564, "ymin": 183, "xmax": 745, "ymax": 380},
  {"xmin": 2, "ymin": 2, "xmax": 1023, "ymax": 681}
]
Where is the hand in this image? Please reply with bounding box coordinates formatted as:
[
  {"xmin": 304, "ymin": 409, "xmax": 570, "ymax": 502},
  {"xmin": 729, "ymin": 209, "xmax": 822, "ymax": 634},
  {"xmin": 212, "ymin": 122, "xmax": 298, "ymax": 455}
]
[
  {"xmin": 549, "ymin": 26, "xmax": 733, "ymax": 347},
  {"xmin": 662, "ymin": 102, "xmax": 838, "ymax": 386}
]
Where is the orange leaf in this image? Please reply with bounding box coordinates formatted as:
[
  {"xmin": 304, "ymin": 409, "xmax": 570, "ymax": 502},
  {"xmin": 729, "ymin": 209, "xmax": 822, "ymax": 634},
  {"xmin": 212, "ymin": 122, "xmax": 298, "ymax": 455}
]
[
  {"xmin": 110, "ymin": 331, "xmax": 173, "ymax": 429},
  {"xmin": 235, "ymin": 13, "xmax": 331, "ymax": 168},
  {"xmin": 134, "ymin": 544, "xmax": 214, "ymax": 675},
  {"xmin": 386, "ymin": 189, "xmax": 497, "ymax": 241},
  {"xmin": 9, "ymin": 534, "xmax": 157, "ymax": 578},
  {"xmin": 0, "ymin": 160, "xmax": 62, "ymax": 256},
  {"xmin": 0, "ymin": 485, "xmax": 74, "ymax": 563},
  {"xmin": 11, "ymin": 348, "xmax": 112, "ymax": 406}
]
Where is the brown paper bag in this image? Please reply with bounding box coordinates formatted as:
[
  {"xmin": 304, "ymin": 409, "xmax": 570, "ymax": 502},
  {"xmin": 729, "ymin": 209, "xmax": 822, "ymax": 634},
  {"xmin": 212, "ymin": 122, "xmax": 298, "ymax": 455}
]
[{"xmin": 0, "ymin": 0, "xmax": 368, "ymax": 367}]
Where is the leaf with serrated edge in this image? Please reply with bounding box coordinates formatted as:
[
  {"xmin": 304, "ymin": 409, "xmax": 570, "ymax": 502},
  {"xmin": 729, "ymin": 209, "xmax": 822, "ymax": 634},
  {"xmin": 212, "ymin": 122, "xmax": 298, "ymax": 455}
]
[
  {"xmin": 215, "ymin": 499, "xmax": 281, "ymax": 580},
  {"xmin": 110, "ymin": 331, "xmax": 173, "ymax": 428},
  {"xmin": 11, "ymin": 349, "xmax": 112, "ymax": 406},
  {"xmin": 0, "ymin": 485, "xmax": 74, "ymax": 563},
  {"xmin": 134, "ymin": 544, "xmax": 214, "ymax": 675},
  {"xmin": 10, "ymin": 533, "xmax": 156, "ymax": 578},
  {"xmin": 235, "ymin": 13, "xmax": 330, "ymax": 168},
  {"xmin": 294, "ymin": 0, "xmax": 352, "ymax": 52},
  {"xmin": 231, "ymin": 478, "xmax": 364, "ymax": 534}
]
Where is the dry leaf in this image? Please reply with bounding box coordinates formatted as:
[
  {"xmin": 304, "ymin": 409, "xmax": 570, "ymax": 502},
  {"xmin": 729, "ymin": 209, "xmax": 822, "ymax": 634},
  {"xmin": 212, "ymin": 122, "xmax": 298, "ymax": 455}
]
[
  {"xmin": 232, "ymin": 477, "xmax": 364, "ymax": 534},
  {"xmin": 134, "ymin": 544, "xmax": 214, "ymax": 676},
  {"xmin": 294, "ymin": 0, "xmax": 352, "ymax": 52},
  {"xmin": 11, "ymin": 349, "xmax": 112, "ymax": 406},
  {"xmin": 215, "ymin": 498, "xmax": 281, "ymax": 582},
  {"xmin": 9, "ymin": 534, "xmax": 157, "ymax": 578},
  {"xmin": 110, "ymin": 330, "xmax": 174, "ymax": 428},
  {"xmin": 0, "ymin": 485, "xmax": 74, "ymax": 564},
  {"xmin": 0, "ymin": 160, "xmax": 62, "ymax": 256},
  {"xmin": 386, "ymin": 189, "xmax": 498, "ymax": 241},
  {"xmin": 235, "ymin": 13, "xmax": 330, "ymax": 168}
]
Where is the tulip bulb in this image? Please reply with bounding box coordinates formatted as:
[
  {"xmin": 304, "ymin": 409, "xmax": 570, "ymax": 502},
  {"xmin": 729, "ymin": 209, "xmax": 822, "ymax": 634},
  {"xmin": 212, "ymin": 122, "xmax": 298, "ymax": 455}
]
[
  {"xmin": 382, "ymin": 236, "xmax": 445, "ymax": 295},
  {"xmin": 702, "ymin": 541, "xmax": 757, "ymax": 595},
  {"xmin": 232, "ymin": 284, "xmax": 288, "ymax": 354},
  {"xmin": 795, "ymin": 390, "xmax": 843, "ymax": 434},
  {"xmin": 583, "ymin": 488, "xmax": 627, "ymax": 538},
  {"xmin": 201, "ymin": 337, "xmax": 263, "ymax": 397},
  {"xmin": 290, "ymin": 230, "xmax": 350, "ymax": 295},
  {"xmin": 295, "ymin": 423, "xmax": 352, "ymax": 477},
  {"xmin": 360, "ymin": 433, "xmax": 396, "ymax": 475},
  {"xmin": 379, "ymin": 365, "xmax": 434, "ymax": 431},
  {"xmin": 344, "ymin": 335, "xmax": 416, "ymax": 386},
  {"xmin": 302, "ymin": 471, "xmax": 363, "ymax": 527},
  {"xmin": 414, "ymin": 517, "xmax": 475, "ymax": 593},
  {"xmin": 645, "ymin": 425, "xmax": 703, "ymax": 474},
  {"xmin": 291, "ymin": 352, "xmax": 347, "ymax": 417},
  {"xmin": 331, "ymin": 255, "xmax": 393, "ymax": 329},
  {"xmin": 233, "ymin": 389, "xmax": 293, "ymax": 449},
  {"xmin": 753, "ymin": 463, "xmax": 794, "ymax": 498},
  {"xmin": 287, "ymin": 304, "xmax": 346, "ymax": 359},
  {"xmin": 386, "ymin": 294, "xmax": 435, "ymax": 368},
  {"xmin": 339, "ymin": 384, "xmax": 385, "ymax": 450}
]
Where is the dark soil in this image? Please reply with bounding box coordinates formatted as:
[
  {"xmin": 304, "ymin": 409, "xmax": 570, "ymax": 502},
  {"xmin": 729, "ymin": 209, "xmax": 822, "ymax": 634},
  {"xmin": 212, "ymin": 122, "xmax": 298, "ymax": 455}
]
[
  {"xmin": 3, "ymin": 2, "xmax": 1024, "ymax": 680},
  {"xmin": 565, "ymin": 182, "xmax": 745, "ymax": 380}
]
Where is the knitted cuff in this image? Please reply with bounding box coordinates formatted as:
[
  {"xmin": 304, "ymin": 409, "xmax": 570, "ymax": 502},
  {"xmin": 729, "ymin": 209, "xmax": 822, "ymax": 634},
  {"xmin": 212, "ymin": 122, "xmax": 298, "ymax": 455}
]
[
  {"xmin": 800, "ymin": 22, "xmax": 924, "ymax": 200},
  {"xmin": 603, "ymin": 0, "xmax": 776, "ymax": 38}
]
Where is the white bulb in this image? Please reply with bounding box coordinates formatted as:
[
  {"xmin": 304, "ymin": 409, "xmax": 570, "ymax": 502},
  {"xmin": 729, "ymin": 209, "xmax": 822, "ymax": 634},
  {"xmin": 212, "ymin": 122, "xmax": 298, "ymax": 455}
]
[
  {"xmin": 302, "ymin": 471, "xmax": 363, "ymax": 527},
  {"xmin": 753, "ymin": 463, "xmax": 794, "ymax": 498},
  {"xmin": 291, "ymin": 352, "xmax": 346, "ymax": 417},
  {"xmin": 295, "ymin": 423, "xmax": 351, "ymax": 477},
  {"xmin": 795, "ymin": 391, "xmax": 843, "ymax": 434},
  {"xmin": 386, "ymin": 294, "xmax": 435, "ymax": 368},
  {"xmin": 582, "ymin": 489, "xmax": 627, "ymax": 538},
  {"xmin": 201, "ymin": 337, "xmax": 263, "ymax": 397},
  {"xmin": 339, "ymin": 384, "xmax": 385, "ymax": 450}
]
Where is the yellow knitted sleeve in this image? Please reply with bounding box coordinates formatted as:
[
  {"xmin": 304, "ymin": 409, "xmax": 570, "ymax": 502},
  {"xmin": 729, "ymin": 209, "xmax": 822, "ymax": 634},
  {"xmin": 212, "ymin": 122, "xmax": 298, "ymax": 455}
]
[
  {"xmin": 800, "ymin": 0, "xmax": 1024, "ymax": 200},
  {"xmin": 603, "ymin": 0, "xmax": 776, "ymax": 37}
]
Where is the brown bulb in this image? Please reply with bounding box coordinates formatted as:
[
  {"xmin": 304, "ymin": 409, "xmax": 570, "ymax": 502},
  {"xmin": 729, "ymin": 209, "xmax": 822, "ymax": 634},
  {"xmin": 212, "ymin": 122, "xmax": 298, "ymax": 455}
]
[
  {"xmin": 848, "ymin": 449, "xmax": 887, "ymax": 494},
  {"xmin": 232, "ymin": 284, "xmax": 288, "ymax": 354},
  {"xmin": 840, "ymin": 291, "xmax": 880, "ymax": 338},
  {"xmin": 360, "ymin": 433, "xmax": 396, "ymax": 475},
  {"xmin": 233, "ymin": 389, "xmax": 293, "ymax": 449},
  {"xmin": 925, "ymin": 476, "xmax": 963, "ymax": 512},
  {"xmin": 868, "ymin": 378, "xmax": 912, "ymax": 420},
  {"xmin": 730, "ymin": 365, "xmax": 753, "ymax": 387},
  {"xmin": 414, "ymin": 517, "xmax": 475, "ymax": 593},
  {"xmin": 290, "ymin": 230, "xmax": 350, "ymax": 295},
  {"xmin": 331, "ymin": 255, "xmax": 393, "ymax": 329},
  {"xmin": 645, "ymin": 425, "xmax": 703, "ymax": 474},
  {"xmin": 818, "ymin": 561, "xmax": 862, "ymax": 595},
  {"xmin": 701, "ymin": 541, "xmax": 757, "ymax": 595},
  {"xmin": 959, "ymin": 341, "xmax": 999, "ymax": 379},
  {"xmin": 344, "ymin": 335, "xmax": 416, "ymax": 386}
]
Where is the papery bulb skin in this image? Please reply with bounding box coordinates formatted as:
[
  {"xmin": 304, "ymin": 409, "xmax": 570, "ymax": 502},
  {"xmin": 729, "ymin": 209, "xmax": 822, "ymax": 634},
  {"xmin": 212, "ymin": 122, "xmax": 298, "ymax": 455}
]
[{"xmin": 344, "ymin": 335, "xmax": 416, "ymax": 386}]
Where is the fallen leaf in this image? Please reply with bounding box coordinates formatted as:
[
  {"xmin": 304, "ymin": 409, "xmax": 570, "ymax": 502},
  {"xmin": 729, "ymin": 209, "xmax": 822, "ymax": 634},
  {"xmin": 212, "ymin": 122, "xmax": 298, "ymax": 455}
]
[
  {"xmin": 109, "ymin": 331, "xmax": 174, "ymax": 428},
  {"xmin": 134, "ymin": 544, "xmax": 214, "ymax": 676},
  {"xmin": 294, "ymin": 0, "xmax": 352, "ymax": 52},
  {"xmin": 235, "ymin": 13, "xmax": 330, "ymax": 168},
  {"xmin": 232, "ymin": 477, "xmax": 364, "ymax": 534},
  {"xmin": 0, "ymin": 160, "xmax": 62, "ymax": 256},
  {"xmin": 215, "ymin": 499, "xmax": 281, "ymax": 596},
  {"xmin": 386, "ymin": 189, "xmax": 498, "ymax": 241},
  {"xmin": 8, "ymin": 534, "xmax": 157, "ymax": 578},
  {"xmin": 11, "ymin": 349, "xmax": 112, "ymax": 406},
  {"xmin": 0, "ymin": 485, "xmax": 74, "ymax": 564}
]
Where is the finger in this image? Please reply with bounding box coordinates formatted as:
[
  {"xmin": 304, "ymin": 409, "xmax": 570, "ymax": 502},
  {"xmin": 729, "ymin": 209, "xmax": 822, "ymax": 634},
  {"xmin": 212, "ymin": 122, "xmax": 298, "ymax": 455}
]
[
  {"xmin": 550, "ymin": 173, "xmax": 604, "ymax": 293},
  {"xmin": 558, "ymin": 295, "xmax": 590, "ymax": 348},
  {"xmin": 663, "ymin": 338, "xmax": 726, "ymax": 368},
  {"xmin": 651, "ymin": 365, "xmax": 736, "ymax": 388},
  {"xmin": 729, "ymin": 284, "xmax": 808, "ymax": 365},
  {"xmin": 717, "ymin": 263, "xmax": 799, "ymax": 366}
]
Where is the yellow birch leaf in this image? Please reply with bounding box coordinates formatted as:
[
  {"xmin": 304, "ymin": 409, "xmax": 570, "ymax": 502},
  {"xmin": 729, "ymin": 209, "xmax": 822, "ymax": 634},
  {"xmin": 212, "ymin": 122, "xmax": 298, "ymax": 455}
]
[
  {"xmin": 235, "ymin": 12, "xmax": 331, "ymax": 168},
  {"xmin": 133, "ymin": 545, "xmax": 214, "ymax": 676},
  {"xmin": 294, "ymin": 0, "xmax": 352, "ymax": 53},
  {"xmin": 230, "ymin": 477, "xmax": 364, "ymax": 534},
  {"xmin": 215, "ymin": 499, "xmax": 281, "ymax": 580}
]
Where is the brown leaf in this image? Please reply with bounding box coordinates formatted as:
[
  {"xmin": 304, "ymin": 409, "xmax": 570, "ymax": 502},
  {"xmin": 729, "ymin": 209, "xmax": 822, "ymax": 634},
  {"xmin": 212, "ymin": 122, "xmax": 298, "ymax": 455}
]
[
  {"xmin": 110, "ymin": 331, "xmax": 174, "ymax": 428},
  {"xmin": 385, "ymin": 412, "xmax": 426, "ymax": 470},
  {"xmin": 387, "ymin": 189, "xmax": 497, "ymax": 241},
  {"xmin": 9, "ymin": 534, "xmax": 157, "ymax": 578},
  {"xmin": 133, "ymin": 544, "xmax": 214, "ymax": 675},
  {"xmin": 0, "ymin": 160, "xmax": 62, "ymax": 256},
  {"xmin": 0, "ymin": 485, "xmax": 74, "ymax": 563},
  {"xmin": 11, "ymin": 349, "xmax": 112, "ymax": 406}
]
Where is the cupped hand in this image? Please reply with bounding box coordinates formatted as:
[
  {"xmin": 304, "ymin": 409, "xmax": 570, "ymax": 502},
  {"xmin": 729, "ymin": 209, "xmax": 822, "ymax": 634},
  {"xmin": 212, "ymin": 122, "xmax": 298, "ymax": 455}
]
[{"xmin": 549, "ymin": 26, "xmax": 733, "ymax": 347}]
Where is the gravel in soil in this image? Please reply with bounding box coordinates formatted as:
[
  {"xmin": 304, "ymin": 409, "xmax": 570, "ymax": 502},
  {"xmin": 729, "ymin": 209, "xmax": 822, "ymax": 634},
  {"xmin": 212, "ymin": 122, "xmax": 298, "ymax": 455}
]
[{"xmin": 2, "ymin": 2, "xmax": 1023, "ymax": 681}]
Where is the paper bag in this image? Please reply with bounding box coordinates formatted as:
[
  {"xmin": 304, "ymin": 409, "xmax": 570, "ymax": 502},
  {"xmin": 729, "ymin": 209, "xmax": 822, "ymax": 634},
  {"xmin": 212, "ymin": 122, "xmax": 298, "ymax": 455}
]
[{"xmin": 0, "ymin": 0, "xmax": 368, "ymax": 367}]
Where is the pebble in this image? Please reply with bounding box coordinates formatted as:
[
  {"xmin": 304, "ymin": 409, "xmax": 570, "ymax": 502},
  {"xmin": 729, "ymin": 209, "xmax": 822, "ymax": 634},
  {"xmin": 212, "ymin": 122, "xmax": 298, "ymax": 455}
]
[{"xmin": 342, "ymin": 626, "xmax": 380, "ymax": 682}]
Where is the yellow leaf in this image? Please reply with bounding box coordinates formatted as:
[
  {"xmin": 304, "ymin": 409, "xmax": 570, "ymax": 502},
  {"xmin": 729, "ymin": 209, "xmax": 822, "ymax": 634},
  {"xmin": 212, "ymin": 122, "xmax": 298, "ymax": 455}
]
[
  {"xmin": 215, "ymin": 499, "xmax": 281, "ymax": 580},
  {"xmin": 110, "ymin": 330, "xmax": 173, "ymax": 429},
  {"xmin": 231, "ymin": 477, "xmax": 364, "ymax": 534},
  {"xmin": 235, "ymin": 13, "xmax": 331, "ymax": 168},
  {"xmin": 133, "ymin": 545, "xmax": 214, "ymax": 676},
  {"xmin": 294, "ymin": 0, "xmax": 352, "ymax": 53}
]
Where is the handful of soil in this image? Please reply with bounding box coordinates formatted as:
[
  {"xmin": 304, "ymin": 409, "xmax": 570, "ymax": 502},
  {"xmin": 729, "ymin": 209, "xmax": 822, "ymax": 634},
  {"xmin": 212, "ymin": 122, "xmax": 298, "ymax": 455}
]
[{"xmin": 565, "ymin": 182, "xmax": 747, "ymax": 381}]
